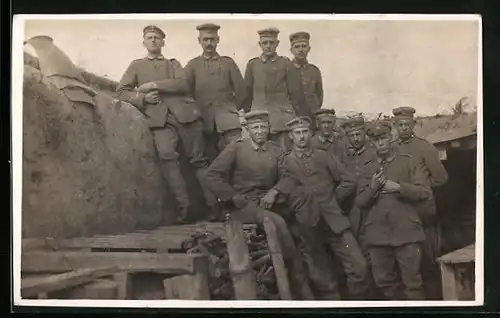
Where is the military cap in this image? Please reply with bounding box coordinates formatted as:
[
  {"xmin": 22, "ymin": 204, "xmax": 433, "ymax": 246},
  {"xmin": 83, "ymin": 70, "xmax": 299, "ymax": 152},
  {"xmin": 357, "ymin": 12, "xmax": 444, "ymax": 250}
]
[
  {"xmin": 258, "ymin": 27, "xmax": 280, "ymax": 38},
  {"xmin": 289, "ymin": 31, "xmax": 310, "ymax": 44},
  {"xmin": 314, "ymin": 108, "xmax": 336, "ymax": 118},
  {"xmin": 196, "ymin": 23, "xmax": 220, "ymax": 32},
  {"xmin": 341, "ymin": 116, "xmax": 365, "ymax": 131},
  {"xmin": 244, "ymin": 110, "xmax": 270, "ymax": 124},
  {"xmin": 143, "ymin": 25, "xmax": 166, "ymax": 39},
  {"xmin": 392, "ymin": 106, "xmax": 416, "ymax": 119},
  {"xmin": 367, "ymin": 122, "xmax": 392, "ymax": 138},
  {"xmin": 286, "ymin": 116, "xmax": 312, "ymax": 131}
]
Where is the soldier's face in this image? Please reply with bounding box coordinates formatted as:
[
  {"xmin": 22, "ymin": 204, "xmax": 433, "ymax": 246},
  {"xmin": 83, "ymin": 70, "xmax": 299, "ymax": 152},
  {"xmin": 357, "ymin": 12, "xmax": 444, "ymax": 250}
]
[
  {"xmin": 374, "ymin": 135, "xmax": 391, "ymax": 156},
  {"xmin": 290, "ymin": 41, "xmax": 310, "ymax": 60},
  {"xmin": 143, "ymin": 32, "xmax": 164, "ymax": 53},
  {"xmin": 247, "ymin": 122, "xmax": 270, "ymax": 144},
  {"xmin": 317, "ymin": 117, "xmax": 335, "ymax": 137},
  {"xmin": 290, "ymin": 127, "xmax": 312, "ymax": 148},
  {"xmin": 198, "ymin": 32, "xmax": 219, "ymax": 53},
  {"xmin": 259, "ymin": 37, "xmax": 279, "ymax": 56},
  {"xmin": 395, "ymin": 118, "xmax": 415, "ymax": 139},
  {"xmin": 346, "ymin": 128, "xmax": 366, "ymax": 150}
]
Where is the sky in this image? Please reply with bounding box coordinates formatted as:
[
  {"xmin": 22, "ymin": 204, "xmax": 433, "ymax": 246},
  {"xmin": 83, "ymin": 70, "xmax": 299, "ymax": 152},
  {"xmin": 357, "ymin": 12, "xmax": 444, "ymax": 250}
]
[{"xmin": 22, "ymin": 16, "xmax": 480, "ymax": 117}]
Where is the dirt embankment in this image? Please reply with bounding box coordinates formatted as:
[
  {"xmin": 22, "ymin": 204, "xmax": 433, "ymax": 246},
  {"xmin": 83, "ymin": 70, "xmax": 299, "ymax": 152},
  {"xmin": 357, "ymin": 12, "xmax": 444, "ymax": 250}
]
[{"xmin": 22, "ymin": 61, "xmax": 172, "ymax": 238}]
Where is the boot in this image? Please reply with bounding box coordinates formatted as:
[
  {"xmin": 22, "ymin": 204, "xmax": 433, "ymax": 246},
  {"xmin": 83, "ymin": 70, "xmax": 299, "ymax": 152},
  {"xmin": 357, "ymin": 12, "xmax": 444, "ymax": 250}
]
[{"xmin": 160, "ymin": 160, "xmax": 191, "ymax": 224}]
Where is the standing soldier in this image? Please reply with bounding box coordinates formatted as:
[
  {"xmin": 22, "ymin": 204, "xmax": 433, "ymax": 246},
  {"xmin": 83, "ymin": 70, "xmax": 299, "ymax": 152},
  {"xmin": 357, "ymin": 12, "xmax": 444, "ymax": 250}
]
[
  {"xmin": 391, "ymin": 106, "xmax": 449, "ymax": 300},
  {"xmin": 289, "ymin": 31, "xmax": 324, "ymax": 128},
  {"xmin": 185, "ymin": 23, "xmax": 246, "ymax": 157},
  {"xmin": 357, "ymin": 122, "xmax": 432, "ymax": 300},
  {"xmin": 203, "ymin": 110, "xmax": 314, "ymax": 299},
  {"xmin": 116, "ymin": 25, "xmax": 215, "ymax": 223},
  {"xmin": 279, "ymin": 116, "xmax": 370, "ymax": 300},
  {"xmin": 243, "ymin": 27, "xmax": 303, "ymax": 151},
  {"xmin": 310, "ymin": 108, "xmax": 347, "ymax": 162}
]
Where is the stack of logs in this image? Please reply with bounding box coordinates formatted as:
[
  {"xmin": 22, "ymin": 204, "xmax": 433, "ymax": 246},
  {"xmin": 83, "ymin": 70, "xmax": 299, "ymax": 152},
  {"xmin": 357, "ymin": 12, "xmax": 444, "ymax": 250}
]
[{"xmin": 181, "ymin": 224, "xmax": 280, "ymax": 300}]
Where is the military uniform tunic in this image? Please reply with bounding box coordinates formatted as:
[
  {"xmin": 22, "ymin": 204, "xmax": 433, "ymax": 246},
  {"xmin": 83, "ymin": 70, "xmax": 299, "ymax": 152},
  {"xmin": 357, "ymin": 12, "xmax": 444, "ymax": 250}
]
[
  {"xmin": 310, "ymin": 134, "xmax": 348, "ymax": 163},
  {"xmin": 291, "ymin": 58, "xmax": 323, "ymax": 117}
]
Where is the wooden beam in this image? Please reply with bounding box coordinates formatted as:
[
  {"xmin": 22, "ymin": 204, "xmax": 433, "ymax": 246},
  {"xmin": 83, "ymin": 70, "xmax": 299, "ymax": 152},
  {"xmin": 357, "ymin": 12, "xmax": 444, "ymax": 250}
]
[
  {"xmin": 437, "ymin": 244, "xmax": 475, "ymax": 264},
  {"xmin": 262, "ymin": 217, "xmax": 292, "ymax": 300},
  {"xmin": 22, "ymin": 251, "xmax": 206, "ymax": 274},
  {"xmin": 21, "ymin": 266, "xmax": 118, "ymax": 298},
  {"xmin": 69, "ymin": 279, "xmax": 119, "ymax": 299},
  {"xmin": 225, "ymin": 221, "xmax": 257, "ymax": 300},
  {"xmin": 163, "ymin": 274, "xmax": 210, "ymax": 300},
  {"xmin": 440, "ymin": 263, "xmax": 460, "ymax": 300},
  {"xmin": 53, "ymin": 235, "xmax": 188, "ymax": 251}
]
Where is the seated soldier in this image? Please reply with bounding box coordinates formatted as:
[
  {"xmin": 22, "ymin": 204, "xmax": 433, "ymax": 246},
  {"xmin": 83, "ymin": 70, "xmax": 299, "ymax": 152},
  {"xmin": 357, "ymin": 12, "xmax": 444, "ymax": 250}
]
[
  {"xmin": 357, "ymin": 121, "xmax": 432, "ymax": 300},
  {"xmin": 279, "ymin": 116, "xmax": 370, "ymax": 300},
  {"xmin": 203, "ymin": 110, "xmax": 314, "ymax": 300}
]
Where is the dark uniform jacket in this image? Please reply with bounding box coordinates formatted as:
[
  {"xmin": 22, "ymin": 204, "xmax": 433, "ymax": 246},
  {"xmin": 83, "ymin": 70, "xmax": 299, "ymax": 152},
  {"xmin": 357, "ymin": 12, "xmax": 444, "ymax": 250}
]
[
  {"xmin": 204, "ymin": 138, "xmax": 295, "ymax": 203},
  {"xmin": 291, "ymin": 58, "xmax": 323, "ymax": 118},
  {"xmin": 310, "ymin": 133, "xmax": 348, "ymax": 163},
  {"xmin": 357, "ymin": 151, "xmax": 433, "ymax": 247},
  {"xmin": 281, "ymin": 147, "xmax": 357, "ymax": 234},
  {"xmin": 243, "ymin": 54, "xmax": 303, "ymax": 133},
  {"xmin": 394, "ymin": 135, "xmax": 449, "ymax": 219},
  {"xmin": 116, "ymin": 55, "xmax": 201, "ymax": 128},
  {"xmin": 185, "ymin": 53, "xmax": 246, "ymax": 134}
]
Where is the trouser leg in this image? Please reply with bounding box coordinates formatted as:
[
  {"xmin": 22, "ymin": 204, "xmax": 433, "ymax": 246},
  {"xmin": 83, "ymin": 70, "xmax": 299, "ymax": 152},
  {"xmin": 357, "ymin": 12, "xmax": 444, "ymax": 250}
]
[
  {"xmin": 395, "ymin": 243, "xmax": 425, "ymax": 300},
  {"xmin": 219, "ymin": 128, "xmax": 242, "ymax": 151},
  {"xmin": 151, "ymin": 125, "xmax": 190, "ymax": 222},
  {"xmin": 369, "ymin": 246, "xmax": 402, "ymax": 300},
  {"xmin": 421, "ymin": 224, "xmax": 443, "ymax": 300},
  {"xmin": 326, "ymin": 229, "xmax": 369, "ymax": 299}
]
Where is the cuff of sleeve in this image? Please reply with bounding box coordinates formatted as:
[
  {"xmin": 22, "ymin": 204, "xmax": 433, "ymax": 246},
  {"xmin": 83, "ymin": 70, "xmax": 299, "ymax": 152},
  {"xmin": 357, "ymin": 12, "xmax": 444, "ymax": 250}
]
[{"xmin": 396, "ymin": 182, "xmax": 412, "ymax": 198}]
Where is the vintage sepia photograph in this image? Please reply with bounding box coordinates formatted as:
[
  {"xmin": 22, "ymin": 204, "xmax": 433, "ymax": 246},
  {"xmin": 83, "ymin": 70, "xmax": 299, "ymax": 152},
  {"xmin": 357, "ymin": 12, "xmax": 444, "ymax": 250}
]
[{"xmin": 12, "ymin": 14, "xmax": 482, "ymax": 308}]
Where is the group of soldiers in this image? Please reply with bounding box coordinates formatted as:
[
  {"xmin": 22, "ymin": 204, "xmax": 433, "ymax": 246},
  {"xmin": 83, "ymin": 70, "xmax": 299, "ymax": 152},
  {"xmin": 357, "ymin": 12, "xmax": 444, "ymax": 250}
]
[{"xmin": 115, "ymin": 23, "xmax": 449, "ymax": 300}]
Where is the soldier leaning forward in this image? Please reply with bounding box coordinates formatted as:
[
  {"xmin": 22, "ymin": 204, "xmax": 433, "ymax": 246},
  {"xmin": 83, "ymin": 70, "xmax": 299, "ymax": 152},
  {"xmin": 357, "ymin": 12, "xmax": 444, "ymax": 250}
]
[
  {"xmin": 185, "ymin": 23, "xmax": 246, "ymax": 156},
  {"xmin": 203, "ymin": 110, "xmax": 315, "ymax": 300},
  {"xmin": 243, "ymin": 27, "xmax": 304, "ymax": 151},
  {"xmin": 278, "ymin": 116, "xmax": 370, "ymax": 300},
  {"xmin": 392, "ymin": 106, "xmax": 449, "ymax": 300},
  {"xmin": 357, "ymin": 122, "xmax": 433, "ymax": 300}
]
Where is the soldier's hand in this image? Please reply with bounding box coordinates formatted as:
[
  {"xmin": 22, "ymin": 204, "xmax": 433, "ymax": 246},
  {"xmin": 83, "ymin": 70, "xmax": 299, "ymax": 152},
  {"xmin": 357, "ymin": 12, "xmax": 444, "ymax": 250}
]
[
  {"xmin": 138, "ymin": 82, "xmax": 158, "ymax": 93},
  {"xmin": 260, "ymin": 189, "xmax": 279, "ymax": 210},
  {"xmin": 144, "ymin": 91, "xmax": 160, "ymax": 104},
  {"xmin": 370, "ymin": 170, "xmax": 386, "ymax": 190},
  {"xmin": 231, "ymin": 194, "xmax": 248, "ymax": 209},
  {"xmin": 382, "ymin": 180, "xmax": 401, "ymax": 193}
]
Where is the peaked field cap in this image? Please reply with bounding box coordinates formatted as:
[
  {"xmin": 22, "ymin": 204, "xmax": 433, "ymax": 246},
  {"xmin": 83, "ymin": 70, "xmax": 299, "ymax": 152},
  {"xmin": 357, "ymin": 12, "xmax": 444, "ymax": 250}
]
[
  {"xmin": 196, "ymin": 23, "xmax": 220, "ymax": 32},
  {"xmin": 286, "ymin": 116, "xmax": 312, "ymax": 130},
  {"xmin": 290, "ymin": 31, "xmax": 310, "ymax": 43},
  {"xmin": 314, "ymin": 108, "xmax": 336, "ymax": 117},
  {"xmin": 143, "ymin": 25, "xmax": 166, "ymax": 39},
  {"xmin": 341, "ymin": 116, "xmax": 365, "ymax": 129},
  {"xmin": 258, "ymin": 27, "xmax": 280, "ymax": 37},
  {"xmin": 244, "ymin": 110, "xmax": 270, "ymax": 123},
  {"xmin": 392, "ymin": 106, "xmax": 416, "ymax": 118},
  {"xmin": 367, "ymin": 122, "xmax": 392, "ymax": 138}
]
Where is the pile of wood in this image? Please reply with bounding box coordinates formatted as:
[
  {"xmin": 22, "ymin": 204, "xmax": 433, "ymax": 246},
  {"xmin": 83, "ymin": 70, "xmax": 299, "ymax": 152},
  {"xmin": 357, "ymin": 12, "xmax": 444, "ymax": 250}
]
[{"xmin": 180, "ymin": 224, "xmax": 280, "ymax": 300}]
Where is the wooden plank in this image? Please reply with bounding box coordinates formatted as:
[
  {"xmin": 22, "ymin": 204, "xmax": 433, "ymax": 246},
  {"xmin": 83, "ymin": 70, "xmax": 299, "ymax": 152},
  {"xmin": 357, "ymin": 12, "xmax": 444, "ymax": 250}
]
[
  {"xmin": 53, "ymin": 236, "xmax": 188, "ymax": 251},
  {"xmin": 22, "ymin": 251, "xmax": 206, "ymax": 274},
  {"xmin": 440, "ymin": 263, "xmax": 460, "ymax": 300},
  {"xmin": 225, "ymin": 221, "xmax": 257, "ymax": 300},
  {"xmin": 21, "ymin": 266, "xmax": 118, "ymax": 298},
  {"xmin": 69, "ymin": 279, "xmax": 119, "ymax": 299},
  {"xmin": 113, "ymin": 272, "xmax": 133, "ymax": 300},
  {"xmin": 262, "ymin": 217, "xmax": 292, "ymax": 300},
  {"xmin": 437, "ymin": 244, "xmax": 475, "ymax": 264},
  {"xmin": 163, "ymin": 274, "xmax": 210, "ymax": 300}
]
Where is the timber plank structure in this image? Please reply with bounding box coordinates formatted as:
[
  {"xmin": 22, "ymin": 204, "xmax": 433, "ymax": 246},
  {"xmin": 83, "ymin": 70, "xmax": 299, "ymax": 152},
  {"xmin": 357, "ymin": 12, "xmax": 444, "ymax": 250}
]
[
  {"xmin": 437, "ymin": 244, "xmax": 475, "ymax": 301},
  {"xmin": 21, "ymin": 221, "xmax": 290, "ymax": 300}
]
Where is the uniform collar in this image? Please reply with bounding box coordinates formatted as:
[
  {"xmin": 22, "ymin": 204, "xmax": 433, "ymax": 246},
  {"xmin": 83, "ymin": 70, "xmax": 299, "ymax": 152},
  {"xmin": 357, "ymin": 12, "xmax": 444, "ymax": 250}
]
[
  {"xmin": 249, "ymin": 139, "xmax": 268, "ymax": 152},
  {"xmin": 261, "ymin": 53, "xmax": 278, "ymax": 63},
  {"xmin": 202, "ymin": 52, "xmax": 220, "ymax": 60},
  {"xmin": 318, "ymin": 134, "xmax": 334, "ymax": 144},
  {"xmin": 398, "ymin": 134, "xmax": 415, "ymax": 144},
  {"xmin": 377, "ymin": 150, "xmax": 396, "ymax": 164},
  {"xmin": 146, "ymin": 53, "xmax": 166, "ymax": 60},
  {"xmin": 347, "ymin": 144, "xmax": 367, "ymax": 156},
  {"xmin": 293, "ymin": 147, "xmax": 313, "ymax": 159},
  {"xmin": 292, "ymin": 58, "xmax": 309, "ymax": 68}
]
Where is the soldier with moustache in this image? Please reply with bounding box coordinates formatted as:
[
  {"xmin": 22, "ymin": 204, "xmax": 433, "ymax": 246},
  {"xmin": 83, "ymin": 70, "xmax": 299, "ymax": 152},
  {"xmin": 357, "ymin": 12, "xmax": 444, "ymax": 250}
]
[
  {"xmin": 357, "ymin": 121, "xmax": 433, "ymax": 300},
  {"xmin": 278, "ymin": 116, "xmax": 370, "ymax": 300},
  {"xmin": 116, "ymin": 25, "xmax": 215, "ymax": 224},
  {"xmin": 203, "ymin": 110, "xmax": 314, "ymax": 300},
  {"xmin": 391, "ymin": 106, "xmax": 449, "ymax": 300},
  {"xmin": 243, "ymin": 28, "xmax": 304, "ymax": 151}
]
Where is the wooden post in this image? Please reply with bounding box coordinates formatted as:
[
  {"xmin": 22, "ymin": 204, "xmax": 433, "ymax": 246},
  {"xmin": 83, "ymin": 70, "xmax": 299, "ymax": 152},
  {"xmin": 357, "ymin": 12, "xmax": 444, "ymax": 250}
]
[
  {"xmin": 225, "ymin": 220, "xmax": 257, "ymax": 300},
  {"xmin": 113, "ymin": 272, "xmax": 133, "ymax": 300},
  {"xmin": 440, "ymin": 263, "xmax": 459, "ymax": 300},
  {"xmin": 262, "ymin": 217, "xmax": 292, "ymax": 300}
]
